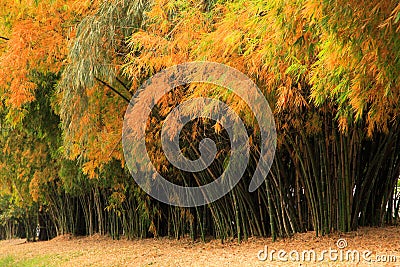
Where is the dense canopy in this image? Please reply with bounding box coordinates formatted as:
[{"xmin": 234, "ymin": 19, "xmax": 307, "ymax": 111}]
[{"xmin": 0, "ymin": 0, "xmax": 399, "ymax": 241}]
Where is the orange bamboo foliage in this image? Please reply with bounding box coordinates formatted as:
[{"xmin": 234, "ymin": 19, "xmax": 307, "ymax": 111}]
[
  {"xmin": 0, "ymin": 0, "xmax": 97, "ymax": 121},
  {"xmin": 124, "ymin": 0, "xmax": 400, "ymax": 135}
]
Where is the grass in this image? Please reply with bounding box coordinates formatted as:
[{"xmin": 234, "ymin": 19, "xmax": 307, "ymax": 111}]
[{"xmin": 0, "ymin": 255, "xmax": 56, "ymax": 267}]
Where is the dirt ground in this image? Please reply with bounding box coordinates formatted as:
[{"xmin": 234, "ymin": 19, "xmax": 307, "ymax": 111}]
[{"xmin": 0, "ymin": 226, "xmax": 400, "ymax": 266}]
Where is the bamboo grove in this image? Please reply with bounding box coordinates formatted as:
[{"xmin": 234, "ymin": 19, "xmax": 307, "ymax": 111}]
[{"xmin": 0, "ymin": 0, "xmax": 400, "ymax": 242}]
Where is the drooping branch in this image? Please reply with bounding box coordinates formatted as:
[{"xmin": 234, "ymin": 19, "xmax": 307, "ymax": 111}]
[
  {"xmin": 116, "ymin": 76, "xmax": 133, "ymax": 97},
  {"xmin": 94, "ymin": 76, "xmax": 130, "ymax": 103}
]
